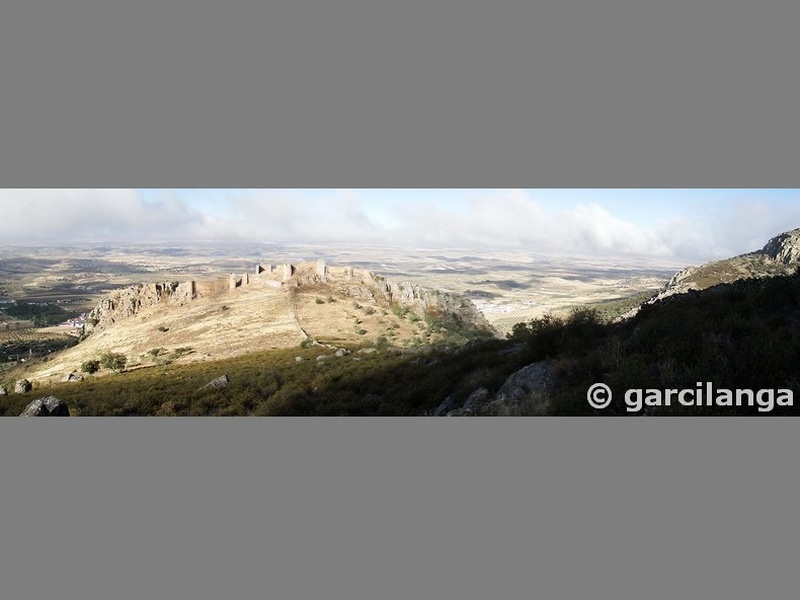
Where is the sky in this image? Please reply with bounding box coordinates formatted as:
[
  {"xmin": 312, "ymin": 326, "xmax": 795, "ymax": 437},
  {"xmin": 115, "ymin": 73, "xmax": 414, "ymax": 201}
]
[{"xmin": 2, "ymin": 189, "xmax": 800, "ymax": 263}]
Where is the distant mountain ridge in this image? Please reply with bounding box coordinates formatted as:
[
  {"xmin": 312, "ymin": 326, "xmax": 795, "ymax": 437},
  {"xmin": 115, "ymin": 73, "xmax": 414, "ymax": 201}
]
[{"xmin": 619, "ymin": 227, "xmax": 800, "ymax": 320}]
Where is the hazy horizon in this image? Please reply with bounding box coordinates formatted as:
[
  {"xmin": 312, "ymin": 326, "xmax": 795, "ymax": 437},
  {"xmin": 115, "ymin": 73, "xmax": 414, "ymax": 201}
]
[{"xmin": 2, "ymin": 189, "xmax": 799, "ymax": 264}]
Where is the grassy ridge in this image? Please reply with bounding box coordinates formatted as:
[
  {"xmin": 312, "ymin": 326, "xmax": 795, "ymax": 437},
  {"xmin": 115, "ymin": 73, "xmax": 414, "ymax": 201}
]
[{"xmin": 1, "ymin": 339, "xmax": 536, "ymax": 416}]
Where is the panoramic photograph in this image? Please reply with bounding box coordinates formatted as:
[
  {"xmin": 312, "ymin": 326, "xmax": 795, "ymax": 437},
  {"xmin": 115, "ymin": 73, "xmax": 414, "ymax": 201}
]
[{"xmin": 2, "ymin": 188, "xmax": 800, "ymax": 416}]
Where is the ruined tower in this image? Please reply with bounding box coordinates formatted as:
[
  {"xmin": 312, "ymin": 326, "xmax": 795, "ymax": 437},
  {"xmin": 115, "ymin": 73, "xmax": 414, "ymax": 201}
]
[{"xmin": 315, "ymin": 259, "xmax": 328, "ymax": 280}]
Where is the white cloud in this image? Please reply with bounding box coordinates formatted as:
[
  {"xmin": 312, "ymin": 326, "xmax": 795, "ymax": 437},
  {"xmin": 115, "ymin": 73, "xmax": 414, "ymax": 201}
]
[
  {"xmin": 1, "ymin": 189, "xmax": 798, "ymax": 265},
  {"xmin": 0, "ymin": 189, "xmax": 207, "ymax": 241}
]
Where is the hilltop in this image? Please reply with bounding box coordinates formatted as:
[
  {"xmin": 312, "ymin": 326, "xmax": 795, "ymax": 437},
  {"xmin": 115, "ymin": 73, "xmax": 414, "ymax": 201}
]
[
  {"xmin": 25, "ymin": 260, "xmax": 495, "ymax": 384},
  {"xmin": 619, "ymin": 227, "xmax": 800, "ymax": 319}
]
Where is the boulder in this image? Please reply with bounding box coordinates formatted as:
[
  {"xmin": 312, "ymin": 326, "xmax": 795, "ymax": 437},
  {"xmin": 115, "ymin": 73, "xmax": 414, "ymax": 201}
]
[
  {"xmin": 433, "ymin": 397, "xmax": 458, "ymax": 416},
  {"xmin": 61, "ymin": 373, "xmax": 84, "ymax": 383},
  {"xmin": 492, "ymin": 361, "xmax": 555, "ymax": 414},
  {"xmin": 0, "ymin": 386, "xmax": 7, "ymax": 396},
  {"xmin": 14, "ymin": 379, "xmax": 32, "ymax": 394},
  {"xmin": 461, "ymin": 388, "xmax": 492, "ymax": 413},
  {"xmin": 200, "ymin": 375, "xmax": 230, "ymax": 390},
  {"xmin": 438, "ymin": 362, "xmax": 556, "ymax": 417},
  {"xmin": 21, "ymin": 396, "xmax": 71, "ymax": 417}
]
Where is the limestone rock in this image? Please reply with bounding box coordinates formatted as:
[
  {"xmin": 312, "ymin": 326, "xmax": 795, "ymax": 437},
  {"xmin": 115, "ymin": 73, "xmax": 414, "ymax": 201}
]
[
  {"xmin": 0, "ymin": 386, "xmax": 7, "ymax": 396},
  {"xmin": 200, "ymin": 375, "xmax": 230, "ymax": 390},
  {"xmin": 61, "ymin": 373, "xmax": 84, "ymax": 383},
  {"xmin": 85, "ymin": 281, "xmax": 197, "ymax": 333},
  {"xmin": 763, "ymin": 228, "xmax": 800, "ymax": 265},
  {"xmin": 21, "ymin": 396, "xmax": 71, "ymax": 417},
  {"xmin": 14, "ymin": 379, "xmax": 32, "ymax": 394}
]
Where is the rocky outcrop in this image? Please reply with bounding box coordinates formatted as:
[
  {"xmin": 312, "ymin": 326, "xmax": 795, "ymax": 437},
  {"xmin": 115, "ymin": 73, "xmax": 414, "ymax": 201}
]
[
  {"xmin": 435, "ymin": 361, "xmax": 556, "ymax": 416},
  {"xmin": 617, "ymin": 227, "xmax": 800, "ymax": 322},
  {"xmin": 15, "ymin": 379, "xmax": 32, "ymax": 394},
  {"xmin": 61, "ymin": 373, "xmax": 84, "ymax": 383},
  {"xmin": 200, "ymin": 375, "xmax": 230, "ymax": 391},
  {"xmin": 494, "ymin": 362, "xmax": 555, "ymax": 408},
  {"xmin": 20, "ymin": 396, "xmax": 71, "ymax": 416},
  {"xmin": 763, "ymin": 228, "xmax": 800, "ymax": 265},
  {"xmin": 86, "ymin": 281, "xmax": 196, "ymax": 333},
  {"xmin": 264, "ymin": 260, "xmax": 494, "ymax": 333}
]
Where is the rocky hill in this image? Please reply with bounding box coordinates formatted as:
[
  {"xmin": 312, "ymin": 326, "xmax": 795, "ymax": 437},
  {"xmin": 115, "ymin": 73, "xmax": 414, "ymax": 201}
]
[
  {"xmin": 83, "ymin": 260, "xmax": 491, "ymax": 334},
  {"xmin": 27, "ymin": 261, "xmax": 495, "ymax": 384},
  {"xmin": 619, "ymin": 227, "xmax": 800, "ymax": 320}
]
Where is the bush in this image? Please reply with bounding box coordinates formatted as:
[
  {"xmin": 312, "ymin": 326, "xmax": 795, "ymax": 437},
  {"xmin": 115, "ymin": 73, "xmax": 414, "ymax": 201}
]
[
  {"xmin": 100, "ymin": 352, "xmax": 128, "ymax": 372},
  {"xmin": 81, "ymin": 360, "xmax": 100, "ymax": 374}
]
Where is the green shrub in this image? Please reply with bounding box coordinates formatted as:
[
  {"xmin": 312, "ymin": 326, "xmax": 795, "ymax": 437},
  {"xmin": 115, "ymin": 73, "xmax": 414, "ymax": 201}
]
[
  {"xmin": 81, "ymin": 360, "xmax": 100, "ymax": 374},
  {"xmin": 100, "ymin": 352, "xmax": 128, "ymax": 372}
]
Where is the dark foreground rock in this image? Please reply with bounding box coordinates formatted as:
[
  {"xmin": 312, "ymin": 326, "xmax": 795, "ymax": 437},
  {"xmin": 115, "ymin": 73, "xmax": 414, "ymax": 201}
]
[
  {"xmin": 435, "ymin": 361, "xmax": 556, "ymax": 416},
  {"xmin": 21, "ymin": 396, "xmax": 71, "ymax": 417}
]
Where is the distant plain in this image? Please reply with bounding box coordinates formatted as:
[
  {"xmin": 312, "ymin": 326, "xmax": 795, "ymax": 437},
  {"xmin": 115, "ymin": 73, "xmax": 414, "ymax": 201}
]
[{"xmin": 1, "ymin": 241, "xmax": 684, "ymax": 334}]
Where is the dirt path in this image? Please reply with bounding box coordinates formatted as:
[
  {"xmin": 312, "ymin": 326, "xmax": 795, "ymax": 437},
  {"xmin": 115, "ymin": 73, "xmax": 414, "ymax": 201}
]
[{"xmin": 287, "ymin": 287, "xmax": 311, "ymax": 341}]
